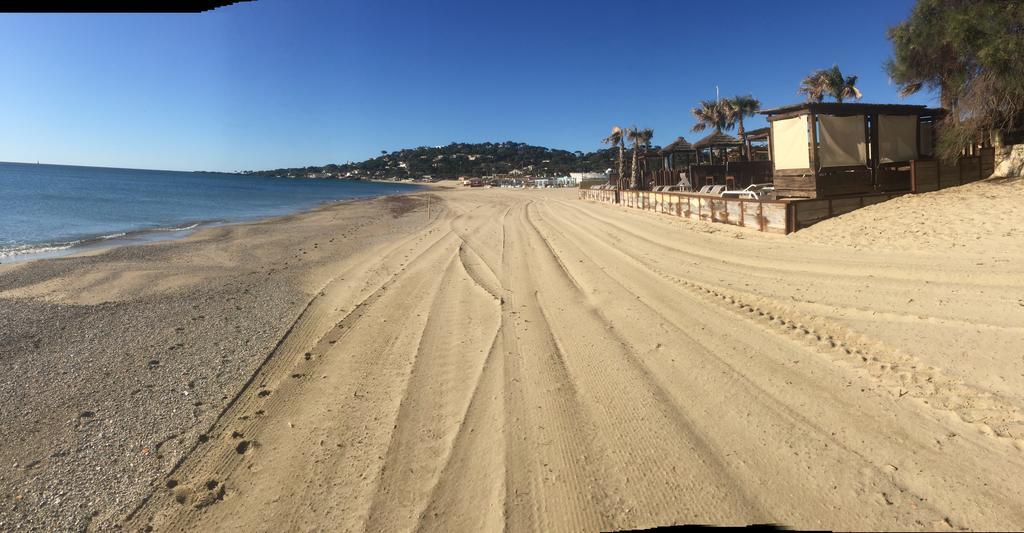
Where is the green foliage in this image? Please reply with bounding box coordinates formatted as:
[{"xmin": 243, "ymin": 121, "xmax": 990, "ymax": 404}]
[
  {"xmin": 886, "ymin": 0, "xmax": 1024, "ymax": 157},
  {"xmin": 798, "ymin": 65, "xmax": 862, "ymax": 103},
  {"xmin": 725, "ymin": 95, "xmax": 761, "ymax": 137},
  {"xmin": 602, "ymin": 126, "xmax": 627, "ymax": 190},
  {"xmin": 691, "ymin": 99, "xmax": 733, "ymax": 133},
  {"xmin": 624, "ymin": 127, "xmax": 654, "ymax": 189},
  {"xmin": 248, "ymin": 142, "xmax": 620, "ymax": 180}
]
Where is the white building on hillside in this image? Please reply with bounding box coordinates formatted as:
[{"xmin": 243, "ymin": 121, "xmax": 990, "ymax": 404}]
[{"xmin": 569, "ymin": 172, "xmax": 606, "ymax": 184}]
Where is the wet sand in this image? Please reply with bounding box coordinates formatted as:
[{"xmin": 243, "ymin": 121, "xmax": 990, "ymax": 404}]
[{"xmin": 2, "ymin": 185, "xmax": 1023, "ymax": 531}]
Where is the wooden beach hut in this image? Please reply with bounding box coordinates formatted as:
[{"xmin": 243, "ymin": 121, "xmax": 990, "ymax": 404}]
[
  {"xmin": 660, "ymin": 137, "xmax": 699, "ymax": 170},
  {"xmin": 762, "ymin": 102, "xmax": 942, "ymax": 198},
  {"xmin": 643, "ymin": 137, "xmax": 698, "ymax": 188},
  {"xmin": 743, "ymin": 127, "xmax": 771, "ymax": 161},
  {"xmin": 693, "ymin": 131, "xmax": 744, "ymax": 165}
]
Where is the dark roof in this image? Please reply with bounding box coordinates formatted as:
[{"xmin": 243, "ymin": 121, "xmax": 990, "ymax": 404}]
[
  {"xmin": 660, "ymin": 136, "xmax": 695, "ymax": 153},
  {"xmin": 744, "ymin": 127, "xmax": 770, "ymax": 140},
  {"xmin": 693, "ymin": 131, "xmax": 742, "ymax": 148},
  {"xmin": 761, "ymin": 102, "xmax": 944, "ymax": 117}
]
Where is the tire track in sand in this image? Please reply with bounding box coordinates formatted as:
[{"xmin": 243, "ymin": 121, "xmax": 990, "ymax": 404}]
[
  {"xmin": 362, "ymin": 244, "xmax": 502, "ymax": 532},
  {"xmin": 553, "ymin": 197, "xmax": 1024, "ymax": 445},
  {"xmin": 130, "ymin": 225, "xmax": 462, "ymax": 531},
  {"xmin": 518, "ymin": 201, "xmax": 768, "ymax": 528},
  {"xmin": 533, "ymin": 197, "xmax": 1024, "ymax": 529},
  {"xmin": 498, "ymin": 199, "xmax": 614, "ymax": 532}
]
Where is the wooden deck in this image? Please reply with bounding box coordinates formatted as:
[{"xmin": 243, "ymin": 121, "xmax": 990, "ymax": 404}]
[{"xmin": 580, "ymin": 148, "xmax": 997, "ymax": 234}]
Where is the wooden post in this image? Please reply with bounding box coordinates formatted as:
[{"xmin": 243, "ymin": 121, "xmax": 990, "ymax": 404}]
[
  {"xmin": 910, "ymin": 160, "xmax": 917, "ymax": 193},
  {"xmin": 869, "ymin": 113, "xmax": 881, "ymax": 191},
  {"xmin": 808, "ymin": 112, "xmax": 820, "ymax": 197},
  {"xmin": 808, "ymin": 113, "xmax": 818, "ymax": 171},
  {"xmin": 915, "ymin": 116, "xmax": 921, "ymax": 161}
]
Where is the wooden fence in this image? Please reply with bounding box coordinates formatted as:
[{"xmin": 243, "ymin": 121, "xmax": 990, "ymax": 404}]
[
  {"xmin": 578, "ymin": 189, "xmax": 791, "ymax": 234},
  {"xmin": 581, "ymin": 189, "xmax": 928, "ymax": 234},
  {"xmin": 787, "ymin": 193, "xmax": 902, "ymax": 231},
  {"xmin": 911, "ymin": 147, "xmax": 995, "ymax": 193}
]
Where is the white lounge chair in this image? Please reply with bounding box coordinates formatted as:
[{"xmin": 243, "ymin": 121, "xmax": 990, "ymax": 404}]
[{"xmin": 720, "ymin": 183, "xmax": 774, "ymax": 200}]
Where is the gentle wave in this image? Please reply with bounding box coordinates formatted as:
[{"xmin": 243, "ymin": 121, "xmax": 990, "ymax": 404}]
[
  {"xmin": 153, "ymin": 223, "xmax": 200, "ymax": 232},
  {"xmin": 0, "ymin": 241, "xmax": 80, "ymax": 259},
  {"xmin": 0, "ymin": 223, "xmax": 205, "ymax": 261}
]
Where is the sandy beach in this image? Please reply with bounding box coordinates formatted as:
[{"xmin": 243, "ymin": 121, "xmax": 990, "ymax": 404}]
[{"xmin": 2, "ymin": 183, "xmax": 1024, "ymax": 531}]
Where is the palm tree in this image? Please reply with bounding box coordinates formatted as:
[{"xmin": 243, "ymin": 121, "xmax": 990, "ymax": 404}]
[
  {"xmin": 691, "ymin": 99, "xmax": 734, "ymax": 134},
  {"xmin": 624, "ymin": 127, "xmax": 654, "ymax": 189},
  {"xmin": 626, "ymin": 127, "xmax": 641, "ymax": 190},
  {"xmin": 798, "ymin": 70, "xmax": 828, "ymax": 103},
  {"xmin": 798, "ymin": 65, "xmax": 863, "ymax": 103},
  {"xmin": 725, "ymin": 95, "xmax": 761, "ymax": 160},
  {"xmin": 602, "ymin": 126, "xmax": 625, "ymax": 190},
  {"xmin": 634, "ymin": 128, "xmax": 654, "ymax": 189}
]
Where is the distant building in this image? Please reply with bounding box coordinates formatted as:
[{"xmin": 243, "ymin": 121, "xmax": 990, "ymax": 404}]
[{"xmin": 569, "ymin": 172, "xmax": 605, "ymax": 184}]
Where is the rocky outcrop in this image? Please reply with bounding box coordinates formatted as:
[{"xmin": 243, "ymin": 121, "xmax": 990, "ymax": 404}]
[{"xmin": 994, "ymin": 143, "xmax": 1024, "ymax": 177}]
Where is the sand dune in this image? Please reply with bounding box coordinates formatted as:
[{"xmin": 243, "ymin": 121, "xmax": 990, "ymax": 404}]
[
  {"xmin": 794, "ymin": 175, "xmax": 1024, "ymax": 255},
  {"xmin": 3, "ymin": 186, "xmax": 1023, "ymax": 531}
]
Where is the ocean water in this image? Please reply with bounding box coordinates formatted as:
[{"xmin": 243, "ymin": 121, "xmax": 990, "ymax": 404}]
[{"xmin": 0, "ymin": 162, "xmax": 422, "ymax": 261}]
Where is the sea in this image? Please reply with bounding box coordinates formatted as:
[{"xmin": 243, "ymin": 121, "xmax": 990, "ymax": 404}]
[{"xmin": 0, "ymin": 162, "xmax": 422, "ymax": 262}]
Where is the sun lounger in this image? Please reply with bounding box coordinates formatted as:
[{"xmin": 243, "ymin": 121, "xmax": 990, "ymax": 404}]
[{"xmin": 720, "ymin": 183, "xmax": 774, "ymax": 200}]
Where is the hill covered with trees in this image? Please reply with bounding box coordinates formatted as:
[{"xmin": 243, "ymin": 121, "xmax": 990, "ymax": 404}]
[{"xmin": 245, "ymin": 142, "xmax": 623, "ymax": 180}]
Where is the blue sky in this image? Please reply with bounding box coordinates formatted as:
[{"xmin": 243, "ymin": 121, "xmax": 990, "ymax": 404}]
[{"xmin": 0, "ymin": 0, "xmax": 931, "ymax": 172}]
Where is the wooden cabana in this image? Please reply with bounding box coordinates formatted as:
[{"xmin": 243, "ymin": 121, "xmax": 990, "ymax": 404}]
[
  {"xmin": 643, "ymin": 148, "xmax": 666, "ymax": 176},
  {"xmin": 743, "ymin": 127, "xmax": 771, "ymax": 161},
  {"xmin": 693, "ymin": 131, "xmax": 744, "ymax": 164},
  {"xmin": 660, "ymin": 137, "xmax": 699, "ymax": 170},
  {"xmin": 762, "ymin": 102, "xmax": 943, "ymax": 198}
]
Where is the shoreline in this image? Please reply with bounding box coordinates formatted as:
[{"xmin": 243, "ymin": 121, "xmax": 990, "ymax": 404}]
[{"xmin": 0, "ymin": 186, "xmax": 432, "ymax": 267}]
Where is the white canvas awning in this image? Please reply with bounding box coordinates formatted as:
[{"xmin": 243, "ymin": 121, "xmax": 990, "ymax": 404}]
[
  {"xmin": 772, "ymin": 115, "xmax": 810, "ymax": 170},
  {"xmin": 818, "ymin": 114, "xmax": 867, "ymax": 167},
  {"xmin": 878, "ymin": 115, "xmax": 919, "ymax": 163}
]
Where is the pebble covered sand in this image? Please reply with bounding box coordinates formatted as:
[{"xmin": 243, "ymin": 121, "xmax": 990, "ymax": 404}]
[{"xmin": 0, "ymin": 194, "xmax": 428, "ymax": 531}]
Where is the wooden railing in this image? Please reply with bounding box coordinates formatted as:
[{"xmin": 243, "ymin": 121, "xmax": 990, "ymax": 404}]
[{"xmin": 578, "ymin": 188, "xmax": 791, "ymax": 234}]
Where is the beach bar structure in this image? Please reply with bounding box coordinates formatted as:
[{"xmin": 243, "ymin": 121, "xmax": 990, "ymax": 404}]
[
  {"xmin": 645, "ymin": 137, "xmax": 699, "ymax": 187},
  {"xmin": 743, "ymin": 127, "xmax": 771, "ymax": 160},
  {"xmin": 661, "ymin": 137, "xmax": 699, "ymax": 169},
  {"xmin": 693, "ymin": 131, "xmax": 744, "ymax": 165},
  {"xmin": 763, "ymin": 103, "xmax": 942, "ymax": 198}
]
